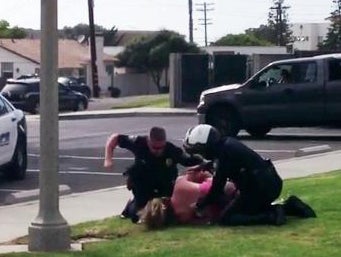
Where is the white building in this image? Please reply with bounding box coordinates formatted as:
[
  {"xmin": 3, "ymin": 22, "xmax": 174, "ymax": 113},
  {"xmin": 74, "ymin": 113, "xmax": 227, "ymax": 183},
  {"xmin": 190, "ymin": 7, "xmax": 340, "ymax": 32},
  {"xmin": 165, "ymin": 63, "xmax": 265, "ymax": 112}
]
[{"xmin": 291, "ymin": 23, "xmax": 330, "ymax": 51}]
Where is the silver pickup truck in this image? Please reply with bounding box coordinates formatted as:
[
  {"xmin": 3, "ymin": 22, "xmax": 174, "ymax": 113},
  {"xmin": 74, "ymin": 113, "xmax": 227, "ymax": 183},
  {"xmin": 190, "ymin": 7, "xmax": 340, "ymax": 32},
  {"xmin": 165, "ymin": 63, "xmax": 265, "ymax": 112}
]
[{"xmin": 197, "ymin": 53, "xmax": 341, "ymax": 137}]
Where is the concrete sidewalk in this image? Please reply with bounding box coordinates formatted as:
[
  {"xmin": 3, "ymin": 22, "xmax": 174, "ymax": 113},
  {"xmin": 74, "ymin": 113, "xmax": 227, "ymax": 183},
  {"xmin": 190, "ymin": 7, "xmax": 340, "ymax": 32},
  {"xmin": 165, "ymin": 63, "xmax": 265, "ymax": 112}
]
[{"xmin": 1, "ymin": 150, "xmax": 341, "ymax": 248}]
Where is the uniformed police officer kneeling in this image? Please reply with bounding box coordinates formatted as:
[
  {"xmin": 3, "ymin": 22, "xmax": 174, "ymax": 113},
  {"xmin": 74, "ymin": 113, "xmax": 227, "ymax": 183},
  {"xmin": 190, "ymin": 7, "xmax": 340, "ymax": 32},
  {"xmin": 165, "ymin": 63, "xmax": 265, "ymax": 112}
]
[
  {"xmin": 183, "ymin": 124, "xmax": 316, "ymax": 226},
  {"xmin": 104, "ymin": 126, "xmax": 203, "ymax": 223}
]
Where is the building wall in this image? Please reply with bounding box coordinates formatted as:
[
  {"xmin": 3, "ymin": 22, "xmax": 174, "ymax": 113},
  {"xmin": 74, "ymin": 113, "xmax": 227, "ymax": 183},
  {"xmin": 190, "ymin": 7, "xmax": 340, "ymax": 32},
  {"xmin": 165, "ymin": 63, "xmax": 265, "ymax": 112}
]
[
  {"xmin": 0, "ymin": 48, "xmax": 39, "ymax": 79},
  {"xmin": 104, "ymin": 46, "xmax": 125, "ymax": 56},
  {"xmin": 291, "ymin": 23, "xmax": 330, "ymax": 51},
  {"xmin": 113, "ymin": 73, "xmax": 158, "ymax": 97},
  {"xmin": 86, "ymin": 36, "xmax": 114, "ymax": 95}
]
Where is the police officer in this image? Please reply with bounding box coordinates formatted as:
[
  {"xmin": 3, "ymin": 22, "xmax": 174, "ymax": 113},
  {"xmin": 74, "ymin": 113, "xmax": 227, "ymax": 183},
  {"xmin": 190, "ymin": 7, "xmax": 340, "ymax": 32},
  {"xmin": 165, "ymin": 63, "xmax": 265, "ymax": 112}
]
[
  {"xmin": 104, "ymin": 126, "xmax": 203, "ymax": 222},
  {"xmin": 183, "ymin": 124, "xmax": 316, "ymax": 226}
]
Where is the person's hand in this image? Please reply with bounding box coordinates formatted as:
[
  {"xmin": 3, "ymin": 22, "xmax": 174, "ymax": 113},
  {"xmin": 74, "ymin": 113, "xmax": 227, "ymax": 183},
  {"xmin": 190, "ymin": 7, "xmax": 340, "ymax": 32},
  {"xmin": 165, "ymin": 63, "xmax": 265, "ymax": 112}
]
[{"xmin": 103, "ymin": 159, "xmax": 113, "ymax": 171}]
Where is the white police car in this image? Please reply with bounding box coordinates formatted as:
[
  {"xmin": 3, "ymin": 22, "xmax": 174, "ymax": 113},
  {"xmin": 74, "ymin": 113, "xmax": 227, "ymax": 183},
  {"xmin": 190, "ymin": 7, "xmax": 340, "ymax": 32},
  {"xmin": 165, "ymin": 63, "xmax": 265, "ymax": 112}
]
[{"xmin": 0, "ymin": 93, "xmax": 27, "ymax": 180}]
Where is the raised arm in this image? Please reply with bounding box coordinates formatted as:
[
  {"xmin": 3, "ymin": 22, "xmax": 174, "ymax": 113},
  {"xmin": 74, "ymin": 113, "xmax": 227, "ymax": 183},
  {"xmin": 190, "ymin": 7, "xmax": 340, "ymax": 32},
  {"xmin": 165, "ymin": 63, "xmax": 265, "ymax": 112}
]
[{"xmin": 104, "ymin": 133, "xmax": 120, "ymax": 170}]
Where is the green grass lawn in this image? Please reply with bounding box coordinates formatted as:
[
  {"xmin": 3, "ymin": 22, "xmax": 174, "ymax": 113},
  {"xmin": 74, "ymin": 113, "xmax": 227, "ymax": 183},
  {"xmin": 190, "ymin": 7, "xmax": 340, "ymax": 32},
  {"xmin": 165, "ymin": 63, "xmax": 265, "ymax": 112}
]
[
  {"xmin": 4, "ymin": 171, "xmax": 341, "ymax": 257},
  {"xmin": 110, "ymin": 94, "xmax": 170, "ymax": 109}
]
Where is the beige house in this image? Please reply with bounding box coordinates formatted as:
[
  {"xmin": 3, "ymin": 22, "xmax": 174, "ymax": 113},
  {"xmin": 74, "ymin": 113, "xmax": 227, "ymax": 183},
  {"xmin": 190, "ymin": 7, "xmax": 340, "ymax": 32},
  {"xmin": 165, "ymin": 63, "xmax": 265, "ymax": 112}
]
[{"xmin": 0, "ymin": 37, "xmax": 115, "ymax": 93}]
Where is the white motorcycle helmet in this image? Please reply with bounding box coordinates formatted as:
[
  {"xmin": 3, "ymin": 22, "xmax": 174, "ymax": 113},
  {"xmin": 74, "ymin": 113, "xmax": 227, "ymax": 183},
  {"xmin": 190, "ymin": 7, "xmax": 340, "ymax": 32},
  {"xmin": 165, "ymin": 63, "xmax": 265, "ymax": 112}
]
[{"xmin": 183, "ymin": 124, "xmax": 221, "ymax": 158}]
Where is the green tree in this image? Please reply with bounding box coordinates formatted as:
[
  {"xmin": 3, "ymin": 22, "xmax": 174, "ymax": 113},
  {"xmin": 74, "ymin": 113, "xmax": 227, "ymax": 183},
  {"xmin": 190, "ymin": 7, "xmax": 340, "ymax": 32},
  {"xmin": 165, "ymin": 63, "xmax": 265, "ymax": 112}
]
[
  {"xmin": 319, "ymin": 0, "xmax": 341, "ymax": 51},
  {"xmin": 212, "ymin": 33, "xmax": 272, "ymax": 46},
  {"xmin": 245, "ymin": 25, "xmax": 276, "ymax": 45},
  {"xmin": 0, "ymin": 20, "xmax": 26, "ymax": 38},
  {"xmin": 244, "ymin": 0, "xmax": 292, "ymax": 46},
  {"xmin": 115, "ymin": 30, "xmax": 200, "ymax": 92}
]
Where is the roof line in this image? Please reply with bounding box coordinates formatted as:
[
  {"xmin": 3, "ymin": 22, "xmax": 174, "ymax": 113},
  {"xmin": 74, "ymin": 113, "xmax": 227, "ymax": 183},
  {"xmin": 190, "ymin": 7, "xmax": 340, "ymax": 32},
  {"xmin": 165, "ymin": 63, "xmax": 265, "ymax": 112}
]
[{"xmin": 0, "ymin": 45, "xmax": 40, "ymax": 65}]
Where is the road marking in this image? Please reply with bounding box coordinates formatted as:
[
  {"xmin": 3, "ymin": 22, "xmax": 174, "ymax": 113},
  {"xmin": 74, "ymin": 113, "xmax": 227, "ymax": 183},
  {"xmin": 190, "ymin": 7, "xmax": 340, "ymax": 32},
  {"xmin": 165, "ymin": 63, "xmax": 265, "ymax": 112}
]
[
  {"xmin": 27, "ymin": 169, "xmax": 123, "ymax": 176},
  {"xmin": 28, "ymin": 153, "xmax": 134, "ymax": 160},
  {"xmin": 256, "ymin": 149, "xmax": 295, "ymax": 153}
]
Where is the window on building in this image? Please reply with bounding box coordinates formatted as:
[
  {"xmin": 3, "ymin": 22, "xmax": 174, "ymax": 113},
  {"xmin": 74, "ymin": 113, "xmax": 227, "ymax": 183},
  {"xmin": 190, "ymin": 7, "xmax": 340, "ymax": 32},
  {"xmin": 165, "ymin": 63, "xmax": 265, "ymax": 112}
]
[
  {"xmin": 1, "ymin": 62, "xmax": 14, "ymax": 79},
  {"xmin": 317, "ymin": 36, "xmax": 324, "ymax": 44}
]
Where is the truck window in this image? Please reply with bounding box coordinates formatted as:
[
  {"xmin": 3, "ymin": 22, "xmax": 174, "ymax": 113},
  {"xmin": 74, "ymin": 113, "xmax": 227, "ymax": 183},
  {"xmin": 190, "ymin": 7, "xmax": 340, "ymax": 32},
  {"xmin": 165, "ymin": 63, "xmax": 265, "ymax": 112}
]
[
  {"xmin": 253, "ymin": 62, "xmax": 316, "ymax": 88},
  {"xmin": 304, "ymin": 62, "xmax": 317, "ymax": 82},
  {"xmin": 328, "ymin": 59, "xmax": 341, "ymax": 81},
  {"xmin": 289, "ymin": 62, "xmax": 317, "ymax": 84}
]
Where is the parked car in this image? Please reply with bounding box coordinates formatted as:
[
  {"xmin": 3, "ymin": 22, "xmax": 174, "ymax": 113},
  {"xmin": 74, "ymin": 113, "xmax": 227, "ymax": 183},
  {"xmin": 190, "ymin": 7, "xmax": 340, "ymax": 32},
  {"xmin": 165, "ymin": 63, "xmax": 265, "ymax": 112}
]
[
  {"xmin": 1, "ymin": 78, "xmax": 88, "ymax": 114},
  {"xmin": 58, "ymin": 76, "xmax": 91, "ymax": 98},
  {"xmin": 197, "ymin": 53, "xmax": 341, "ymax": 137},
  {"xmin": 0, "ymin": 93, "xmax": 27, "ymax": 180},
  {"xmin": 16, "ymin": 73, "xmax": 39, "ymax": 80}
]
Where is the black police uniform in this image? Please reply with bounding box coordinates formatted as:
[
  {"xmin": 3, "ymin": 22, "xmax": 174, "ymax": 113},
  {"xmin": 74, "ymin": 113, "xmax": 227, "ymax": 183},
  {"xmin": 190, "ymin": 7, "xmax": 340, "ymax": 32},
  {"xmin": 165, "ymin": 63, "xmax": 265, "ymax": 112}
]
[
  {"xmin": 118, "ymin": 135, "xmax": 203, "ymax": 221},
  {"xmin": 196, "ymin": 137, "xmax": 283, "ymax": 225}
]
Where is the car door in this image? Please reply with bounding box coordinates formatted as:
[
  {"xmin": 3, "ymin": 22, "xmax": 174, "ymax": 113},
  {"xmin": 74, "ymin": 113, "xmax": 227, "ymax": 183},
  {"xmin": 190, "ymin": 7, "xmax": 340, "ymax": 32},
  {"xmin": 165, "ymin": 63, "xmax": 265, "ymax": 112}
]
[
  {"xmin": 58, "ymin": 84, "xmax": 75, "ymax": 110},
  {"xmin": 325, "ymin": 58, "xmax": 341, "ymax": 122},
  {"xmin": 238, "ymin": 60, "xmax": 323, "ymax": 127},
  {"xmin": 0, "ymin": 96, "xmax": 17, "ymax": 165}
]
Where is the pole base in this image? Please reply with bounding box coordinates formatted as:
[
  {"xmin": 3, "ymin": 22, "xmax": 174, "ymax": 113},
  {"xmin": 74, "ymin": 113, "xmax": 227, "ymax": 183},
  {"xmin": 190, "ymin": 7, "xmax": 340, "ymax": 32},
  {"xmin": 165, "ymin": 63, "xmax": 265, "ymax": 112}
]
[{"xmin": 28, "ymin": 222, "xmax": 70, "ymax": 252}]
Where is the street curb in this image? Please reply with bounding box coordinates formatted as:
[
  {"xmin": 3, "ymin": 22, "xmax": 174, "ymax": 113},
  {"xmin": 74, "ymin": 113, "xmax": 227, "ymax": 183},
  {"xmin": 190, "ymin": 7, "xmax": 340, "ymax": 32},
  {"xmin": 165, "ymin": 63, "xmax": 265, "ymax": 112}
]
[
  {"xmin": 58, "ymin": 111, "xmax": 196, "ymax": 120},
  {"xmin": 0, "ymin": 244, "xmax": 82, "ymax": 254},
  {"xmin": 4, "ymin": 185, "xmax": 72, "ymax": 205},
  {"xmin": 26, "ymin": 109, "xmax": 197, "ymax": 121},
  {"xmin": 294, "ymin": 144, "xmax": 332, "ymax": 157}
]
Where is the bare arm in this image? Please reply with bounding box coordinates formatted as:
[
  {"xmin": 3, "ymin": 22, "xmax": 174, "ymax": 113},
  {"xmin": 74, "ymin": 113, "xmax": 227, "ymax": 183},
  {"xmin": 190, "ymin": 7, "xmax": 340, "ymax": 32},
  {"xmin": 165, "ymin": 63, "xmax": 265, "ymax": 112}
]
[{"xmin": 104, "ymin": 133, "xmax": 120, "ymax": 170}]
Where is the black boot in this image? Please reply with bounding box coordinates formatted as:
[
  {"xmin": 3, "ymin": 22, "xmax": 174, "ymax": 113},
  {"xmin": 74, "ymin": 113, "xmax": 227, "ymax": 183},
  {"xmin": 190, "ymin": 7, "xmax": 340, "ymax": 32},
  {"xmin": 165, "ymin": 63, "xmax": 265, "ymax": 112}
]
[
  {"xmin": 284, "ymin": 195, "xmax": 316, "ymax": 218},
  {"xmin": 120, "ymin": 198, "xmax": 134, "ymax": 219},
  {"xmin": 269, "ymin": 204, "xmax": 286, "ymax": 226}
]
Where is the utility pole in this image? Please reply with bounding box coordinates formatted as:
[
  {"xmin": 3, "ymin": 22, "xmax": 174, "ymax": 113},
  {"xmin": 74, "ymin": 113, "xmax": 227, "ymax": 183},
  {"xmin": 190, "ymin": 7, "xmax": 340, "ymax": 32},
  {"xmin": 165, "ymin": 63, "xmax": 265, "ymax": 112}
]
[
  {"xmin": 270, "ymin": 0, "xmax": 289, "ymax": 46},
  {"xmin": 88, "ymin": 0, "xmax": 100, "ymax": 98},
  {"xmin": 188, "ymin": 0, "xmax": 193, "ymax": 43},
  {"xmin": 196, "ymin": 2, "xmax": 214, "ymax": 46}
]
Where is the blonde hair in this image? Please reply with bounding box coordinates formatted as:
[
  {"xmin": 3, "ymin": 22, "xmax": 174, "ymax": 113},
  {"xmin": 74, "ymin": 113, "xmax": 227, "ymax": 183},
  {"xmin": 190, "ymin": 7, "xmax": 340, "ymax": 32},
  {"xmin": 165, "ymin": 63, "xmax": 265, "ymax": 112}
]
[{"xmin": 139, "ymin": 198, "xmax": 169, "ymax": 229}]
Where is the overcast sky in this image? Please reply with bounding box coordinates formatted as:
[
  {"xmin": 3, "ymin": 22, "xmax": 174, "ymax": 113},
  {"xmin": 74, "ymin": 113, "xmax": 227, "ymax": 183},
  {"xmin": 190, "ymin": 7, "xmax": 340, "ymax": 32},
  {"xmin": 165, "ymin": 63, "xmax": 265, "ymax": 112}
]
[{"xmin": 1, "ymin": 0, "xmax": 333, "ymax": 45}]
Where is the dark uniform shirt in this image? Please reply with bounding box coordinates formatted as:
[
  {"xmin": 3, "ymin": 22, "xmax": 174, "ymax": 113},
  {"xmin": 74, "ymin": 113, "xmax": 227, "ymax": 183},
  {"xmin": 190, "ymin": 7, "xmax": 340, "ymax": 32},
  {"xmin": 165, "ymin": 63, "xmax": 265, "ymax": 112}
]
[
  {"xmin": 197, "ymin": 137, "xmax": 281, "ymax": 209},
  {"xmin": 118, "ymin": 135, "xmax": 203, "ymax": 196}
]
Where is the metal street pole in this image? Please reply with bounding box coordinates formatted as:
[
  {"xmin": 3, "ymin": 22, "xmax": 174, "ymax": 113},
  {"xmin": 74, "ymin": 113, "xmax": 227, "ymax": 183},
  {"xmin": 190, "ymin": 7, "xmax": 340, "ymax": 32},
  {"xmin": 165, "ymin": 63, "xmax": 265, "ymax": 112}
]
[{"xmin": 28, "ymin": 0, "xmax": 70, "ymax": 251}]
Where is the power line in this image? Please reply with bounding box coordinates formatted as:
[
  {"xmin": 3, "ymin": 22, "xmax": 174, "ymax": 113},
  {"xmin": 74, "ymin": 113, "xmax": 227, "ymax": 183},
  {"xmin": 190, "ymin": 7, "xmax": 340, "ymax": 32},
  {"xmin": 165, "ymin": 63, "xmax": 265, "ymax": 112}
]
[{"xmin": 196, "ymin": 2, "xmax": 214, "ymax": 46}]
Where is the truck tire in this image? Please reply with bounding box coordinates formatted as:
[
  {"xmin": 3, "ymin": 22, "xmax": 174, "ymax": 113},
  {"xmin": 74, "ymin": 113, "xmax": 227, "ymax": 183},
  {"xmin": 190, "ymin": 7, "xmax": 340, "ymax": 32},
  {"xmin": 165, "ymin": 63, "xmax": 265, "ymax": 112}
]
[
  {"xmin": 29, "ymin": 100, "xmax": 39, "ymax": 114},
  {"xmin": 246, "ymin": 127, "xmax": 271, "ymax": 138},
  {"xmin": 83, "ymin": 88, "xmax": 91, "ymax": 99},
  {"xmin": 207, "ymin": 106, "xmax": 241, "ymax": 137}
]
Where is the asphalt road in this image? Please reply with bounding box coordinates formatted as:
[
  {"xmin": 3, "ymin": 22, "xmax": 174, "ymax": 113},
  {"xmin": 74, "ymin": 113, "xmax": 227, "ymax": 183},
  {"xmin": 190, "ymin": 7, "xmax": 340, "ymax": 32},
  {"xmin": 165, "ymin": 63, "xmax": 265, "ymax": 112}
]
[{"xmin": 1, "ymin": 115, "xmax": 341, "ymax": 205}]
